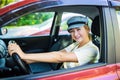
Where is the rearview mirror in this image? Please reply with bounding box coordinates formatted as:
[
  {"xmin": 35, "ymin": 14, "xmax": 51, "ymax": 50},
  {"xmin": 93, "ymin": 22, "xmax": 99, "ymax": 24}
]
[{"xmin": 0, "ymin": 28, "xmax": 7, "ymax": 35}]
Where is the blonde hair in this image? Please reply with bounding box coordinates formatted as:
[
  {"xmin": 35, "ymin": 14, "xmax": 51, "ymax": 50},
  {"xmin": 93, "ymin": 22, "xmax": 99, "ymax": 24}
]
[{"xmin": 84, "ymin": 25, "xmax": 92, "ymax": 40}]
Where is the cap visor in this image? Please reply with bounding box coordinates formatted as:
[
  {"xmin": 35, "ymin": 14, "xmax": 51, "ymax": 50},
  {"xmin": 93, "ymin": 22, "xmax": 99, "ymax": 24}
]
[{"xmin": 68, "ymin": 24, "xmax": 85, "ymax": 31}]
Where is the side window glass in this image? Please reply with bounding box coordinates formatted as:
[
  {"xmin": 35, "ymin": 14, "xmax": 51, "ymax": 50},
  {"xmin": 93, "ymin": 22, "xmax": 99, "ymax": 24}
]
[
  {"xmin": 116, "ymin": 10, "xmax": 120, "ymax": 28},
  {"xmin": 2, "ymin": 12, "xmax": 55, "ymax": 37}
]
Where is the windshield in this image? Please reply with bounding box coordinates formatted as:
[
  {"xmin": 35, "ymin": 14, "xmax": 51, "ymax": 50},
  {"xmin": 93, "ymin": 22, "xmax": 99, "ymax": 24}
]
[{"xmin": 0, "ymin": 12, "xmax": 55, "ymax": 38}]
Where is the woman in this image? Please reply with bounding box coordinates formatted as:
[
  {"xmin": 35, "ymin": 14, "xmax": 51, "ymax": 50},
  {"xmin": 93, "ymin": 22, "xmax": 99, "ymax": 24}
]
[{"xmin": 8, "ymin": 16, "xmax": 100, "ymax": 69}]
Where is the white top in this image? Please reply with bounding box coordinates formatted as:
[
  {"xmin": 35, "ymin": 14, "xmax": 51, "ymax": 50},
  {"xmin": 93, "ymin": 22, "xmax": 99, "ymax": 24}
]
[{"xmin": 63, "ymin": 41, "xmax": 100, "ymax": 69}]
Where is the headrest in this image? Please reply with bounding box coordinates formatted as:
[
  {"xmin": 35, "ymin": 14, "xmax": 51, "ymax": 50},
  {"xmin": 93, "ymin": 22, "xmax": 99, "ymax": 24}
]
[{"xmin": 91, "ymin": 16, "xmax": 100, "ymax": 37}]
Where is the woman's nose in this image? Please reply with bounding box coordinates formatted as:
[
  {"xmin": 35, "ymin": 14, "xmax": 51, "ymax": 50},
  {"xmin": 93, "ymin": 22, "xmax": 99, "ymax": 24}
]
[{"xmin": 74, "ymin": 30, "xmax": 79, "ymax": 37}]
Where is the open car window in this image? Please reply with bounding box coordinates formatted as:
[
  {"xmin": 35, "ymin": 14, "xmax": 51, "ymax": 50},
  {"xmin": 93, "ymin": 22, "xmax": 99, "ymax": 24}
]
[{"xmin": 1, "ymin": 12, "xmax": 55, "ymax": 38}]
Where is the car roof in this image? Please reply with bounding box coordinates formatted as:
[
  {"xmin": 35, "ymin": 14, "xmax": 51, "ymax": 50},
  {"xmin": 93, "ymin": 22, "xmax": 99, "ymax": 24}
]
[
  {"xmin": 0, "ymin": 0, "xmax": 109, "ymax": 16},
  {"xmin": 1, "ymin": 0, "xmax": 120, "ymax": 16},
  {"xmin": 110, "ymin": 0, "xmax": 120, "ymax": 7}
]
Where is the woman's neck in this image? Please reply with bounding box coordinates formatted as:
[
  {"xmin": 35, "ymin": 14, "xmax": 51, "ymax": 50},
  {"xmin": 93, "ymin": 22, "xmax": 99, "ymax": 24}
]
[{"xmin": 78, "ymin": 38, "xmax": 90, "ymax": 48}]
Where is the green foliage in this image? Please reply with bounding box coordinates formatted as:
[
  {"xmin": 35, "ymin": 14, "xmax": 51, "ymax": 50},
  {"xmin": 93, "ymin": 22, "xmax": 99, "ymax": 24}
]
[
  {"xmin": 0, "ymin": 0, "xmax": 16, "ymax": 8},
  {"xmin": 8, "ymin": 12, "xmax": 54, "ymax": 26}
]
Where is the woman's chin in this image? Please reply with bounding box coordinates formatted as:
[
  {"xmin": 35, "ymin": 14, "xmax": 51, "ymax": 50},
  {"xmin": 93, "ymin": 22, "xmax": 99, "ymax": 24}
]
[{"xmin": 76, "ymin": 39, "xmax": 83, "ymax": 43}]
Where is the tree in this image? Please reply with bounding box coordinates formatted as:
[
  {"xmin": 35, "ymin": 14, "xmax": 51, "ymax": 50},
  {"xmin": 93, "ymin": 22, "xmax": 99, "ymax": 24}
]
[{"xmin": 0, "ymin": 0, "xmax": 16, "ymax": 8}]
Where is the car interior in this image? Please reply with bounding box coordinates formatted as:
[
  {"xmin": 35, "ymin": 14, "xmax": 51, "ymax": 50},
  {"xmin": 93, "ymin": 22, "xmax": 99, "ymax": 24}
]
[{"xmin": 0, "ymin": 5, "xmax": 102, "ymax": 78}]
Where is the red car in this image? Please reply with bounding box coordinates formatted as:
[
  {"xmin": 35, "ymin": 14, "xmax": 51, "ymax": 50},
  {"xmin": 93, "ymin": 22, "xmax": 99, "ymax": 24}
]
[{"xmin": 0, "ymin": 0, "xmax": 120, "ymax": 80}]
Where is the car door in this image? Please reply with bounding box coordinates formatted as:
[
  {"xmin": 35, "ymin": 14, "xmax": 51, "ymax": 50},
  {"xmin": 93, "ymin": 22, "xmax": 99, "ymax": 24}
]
[
  {"xmin": 14, "ymin": 2, "xmax": 120, "ymax": 80},
  {"xmin": 1, "ymin": 0, "xmax": 120, "ymax": 80}
]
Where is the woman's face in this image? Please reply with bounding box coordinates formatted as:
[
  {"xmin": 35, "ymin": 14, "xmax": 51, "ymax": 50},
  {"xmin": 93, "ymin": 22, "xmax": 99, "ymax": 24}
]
[{"xmin": 69, "ymin": 26, "xmax": 89, "ymax": 43}]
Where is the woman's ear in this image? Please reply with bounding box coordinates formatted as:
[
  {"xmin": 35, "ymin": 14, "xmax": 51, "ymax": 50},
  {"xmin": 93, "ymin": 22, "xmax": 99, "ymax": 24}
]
[{"xmin": 84, "ymin": 25, "xmax": 90, "ymax": 32}]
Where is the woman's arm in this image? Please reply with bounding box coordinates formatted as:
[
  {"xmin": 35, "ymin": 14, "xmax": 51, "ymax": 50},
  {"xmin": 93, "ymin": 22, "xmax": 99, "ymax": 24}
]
[{"xmin": 8, "ymin": 43, "xmax": 78, "ymax": 64}]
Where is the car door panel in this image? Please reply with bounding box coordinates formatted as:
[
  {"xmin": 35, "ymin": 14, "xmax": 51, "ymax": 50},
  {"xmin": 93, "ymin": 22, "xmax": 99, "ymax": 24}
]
[{"xmin": 37, "ymin": 64, "xmax": 119, "ymax": 80}]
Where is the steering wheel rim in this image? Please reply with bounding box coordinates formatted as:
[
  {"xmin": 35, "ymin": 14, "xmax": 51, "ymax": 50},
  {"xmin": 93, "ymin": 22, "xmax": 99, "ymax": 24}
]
[{"xmin": 12, "ymin": 53, "xmax": 32, "ymax": 74}]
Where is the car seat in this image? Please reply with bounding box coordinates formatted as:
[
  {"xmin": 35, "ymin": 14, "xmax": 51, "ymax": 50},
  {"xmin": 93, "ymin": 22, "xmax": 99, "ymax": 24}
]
[
  {"xmin": 91, "ymin": 16, "xmax": 102, "ymax": 62},
  {"xmin": 49, "ymin": 35, "xmax": 73, "ymax": 51}
]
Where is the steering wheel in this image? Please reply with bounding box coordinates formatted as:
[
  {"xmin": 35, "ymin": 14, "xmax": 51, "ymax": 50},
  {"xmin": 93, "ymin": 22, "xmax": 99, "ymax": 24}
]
[
  {"xmin": 12, "ymin": 53, "xmax": 31, "ymax": 74},
  {"xmin": 9, "ymin": 40, "xmax": 32, "ymax": 74}
]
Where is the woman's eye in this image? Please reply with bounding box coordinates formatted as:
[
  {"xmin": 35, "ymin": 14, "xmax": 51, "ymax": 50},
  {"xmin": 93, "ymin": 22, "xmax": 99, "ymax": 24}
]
[
  {"xmin": 77, "ymin": 29, "xmax": 81, "ymax": 31},
  {"xmin": 69, "ymin": 30, "xmax": 73, "ymax": 33}
]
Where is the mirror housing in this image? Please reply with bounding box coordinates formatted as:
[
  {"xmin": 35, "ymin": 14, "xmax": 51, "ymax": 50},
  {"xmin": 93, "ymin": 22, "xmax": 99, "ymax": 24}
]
[{"xmin": 0, "ymin": 28, "xmax": 7, "ymax": 35}]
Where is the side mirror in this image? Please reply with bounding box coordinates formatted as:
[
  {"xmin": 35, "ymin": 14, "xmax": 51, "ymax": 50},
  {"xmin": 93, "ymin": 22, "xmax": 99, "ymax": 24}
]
[{"xmin": 0, "ymin": 28, "xmax": 7, "ymax": 35}]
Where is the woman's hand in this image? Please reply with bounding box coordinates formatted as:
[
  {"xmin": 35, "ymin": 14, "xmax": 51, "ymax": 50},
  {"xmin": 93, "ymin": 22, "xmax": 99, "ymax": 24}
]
[{"xmin": 8, "ymin": 43, "xmax": 24, "ymax": 59}]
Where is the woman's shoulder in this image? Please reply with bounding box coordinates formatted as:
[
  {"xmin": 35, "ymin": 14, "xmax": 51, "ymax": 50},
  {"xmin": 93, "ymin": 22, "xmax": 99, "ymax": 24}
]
[{"xmin": 87, "ymin": 41, "xmax": 99, "ymax": 50}]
